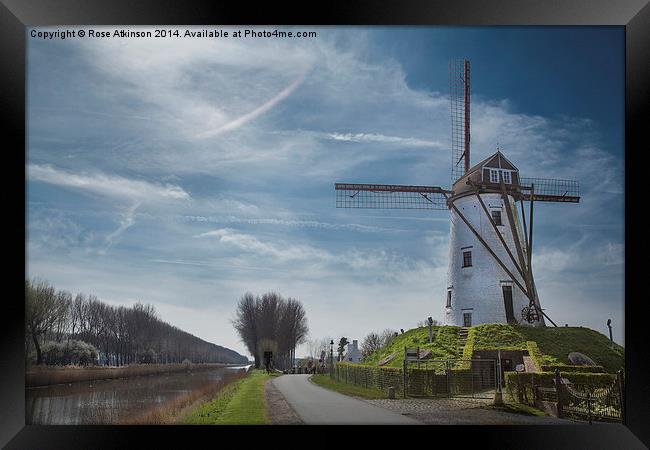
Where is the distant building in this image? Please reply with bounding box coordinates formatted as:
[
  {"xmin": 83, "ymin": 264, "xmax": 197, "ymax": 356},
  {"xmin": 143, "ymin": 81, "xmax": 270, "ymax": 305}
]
[{"xmin": 344, "ymin": 340, "xmax": 362, "ymax": 363}]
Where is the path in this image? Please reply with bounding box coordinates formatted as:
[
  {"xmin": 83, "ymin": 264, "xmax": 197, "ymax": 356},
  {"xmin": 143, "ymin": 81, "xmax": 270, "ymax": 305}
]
[{"xmin": 272, "ymin": 375, "xmax": 420, "ymax": 425}]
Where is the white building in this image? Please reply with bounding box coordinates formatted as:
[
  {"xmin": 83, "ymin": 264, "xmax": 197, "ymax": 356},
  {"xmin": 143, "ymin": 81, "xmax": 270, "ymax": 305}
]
[
  {"xmin": 343, "ymin": 340, "xmax": 362, "ymax": 363},
  {"xmin": 444, "ymin": 151, "xmax": 545, "ymax": 328}
]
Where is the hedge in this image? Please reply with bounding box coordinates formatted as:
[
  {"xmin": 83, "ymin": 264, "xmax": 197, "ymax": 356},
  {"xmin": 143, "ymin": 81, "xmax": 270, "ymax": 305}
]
[
  {"xmin": 526, "ymin": 341, "xmax": 544, "ymax": 371},
  {"xmin": 540, "ymin": 364, "xmax": 605, "ymax": 373}
]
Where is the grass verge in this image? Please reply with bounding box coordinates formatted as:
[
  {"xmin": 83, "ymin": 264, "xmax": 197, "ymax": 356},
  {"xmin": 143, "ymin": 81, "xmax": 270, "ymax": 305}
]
[
  {"xmin": 183, "ymin": 369, "xmax": 271, "ymax": 424},
  {"xmin": 310, "ymin": 373, "xmax": 387, "ymax": 399}
]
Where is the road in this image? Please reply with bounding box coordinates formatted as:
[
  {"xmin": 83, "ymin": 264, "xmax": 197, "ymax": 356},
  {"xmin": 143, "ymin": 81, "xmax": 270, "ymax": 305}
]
[{"xmin": 272, "ymin": 374, "xmax": 420, "ymax": 425}]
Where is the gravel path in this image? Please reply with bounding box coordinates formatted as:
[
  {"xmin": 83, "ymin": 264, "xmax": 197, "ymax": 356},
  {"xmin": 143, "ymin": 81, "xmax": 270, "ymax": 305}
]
[
  {"xmin": 365, "ymin": 397, "xmax": 578, "ymax": 425},
  {"xmin": 265, "ymin": 378, "xmax": 303, "ymax": 425}
]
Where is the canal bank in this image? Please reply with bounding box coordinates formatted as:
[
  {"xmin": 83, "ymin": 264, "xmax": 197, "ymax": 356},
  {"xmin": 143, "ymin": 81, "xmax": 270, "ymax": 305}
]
[
  {"xmin": 26, "ymin": 365, "xmax": 250, "ymax": 424},
  {"xmin": 26, "ymin": 362, "xmax": 247, "ymax": 387}
]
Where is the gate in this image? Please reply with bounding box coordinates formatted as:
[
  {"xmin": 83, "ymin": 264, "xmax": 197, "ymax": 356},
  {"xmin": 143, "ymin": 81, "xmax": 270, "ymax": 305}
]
[
  {"xmin": 553, "ymin": 369, "xmax": 624, "ymax": 423},
  {"xmin": 405, "ymin": 359, "xmax": 496, "ymax": 399}
]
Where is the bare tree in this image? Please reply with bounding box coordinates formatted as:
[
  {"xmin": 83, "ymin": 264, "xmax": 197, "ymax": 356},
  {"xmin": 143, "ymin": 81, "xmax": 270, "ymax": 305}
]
[
  {"xmin": 26, "ymin": 278, "xmax": 248, "ymax": 366},
  {"xmin": 232, "ymin": 292, "xmax": 309, "ymax": 370},
  {"xmin": 379, "ymin": 328, "xmax": 398, "ymax": 347},
  {"xmin": 25, "ymin": 280, "xmax": 68, "ymax": 364},
  {"xmin": 360, "ymin": 332, "xmax": 383, "ymax": 360}
]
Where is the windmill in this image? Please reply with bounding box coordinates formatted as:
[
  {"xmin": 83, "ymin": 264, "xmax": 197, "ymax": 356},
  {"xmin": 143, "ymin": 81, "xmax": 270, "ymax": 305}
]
[{"xmin": 334, "ymin": 58, "xmax": 580, "ymax": 328}]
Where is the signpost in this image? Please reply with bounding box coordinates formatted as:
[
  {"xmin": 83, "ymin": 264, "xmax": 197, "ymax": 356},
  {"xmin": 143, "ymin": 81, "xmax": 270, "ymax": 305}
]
[{"xmin": 404, "ymin": 347, "xmax": 420, "ymax": 398}]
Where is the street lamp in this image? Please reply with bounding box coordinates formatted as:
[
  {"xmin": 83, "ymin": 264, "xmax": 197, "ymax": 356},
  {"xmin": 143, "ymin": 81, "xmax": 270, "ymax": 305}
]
[
  {"xmin": 329, "ymin": 340, "xmax": 334, "ymax": 371},
  {"xmin": 607, "ymin": 319, "xmax": 613, "ymax": 342}
]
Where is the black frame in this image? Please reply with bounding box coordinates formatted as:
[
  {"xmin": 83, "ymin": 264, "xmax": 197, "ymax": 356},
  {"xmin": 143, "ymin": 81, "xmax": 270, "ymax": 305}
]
[{"xmin": 1, "ymin": 0, "xmax": 648, "ymax": 448}]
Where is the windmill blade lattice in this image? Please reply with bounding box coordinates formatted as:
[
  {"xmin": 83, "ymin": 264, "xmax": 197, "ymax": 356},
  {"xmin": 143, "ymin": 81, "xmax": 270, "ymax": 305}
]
[{"xmin": 335, "ymin": 183, "xmax": 450, "ymax": 210}]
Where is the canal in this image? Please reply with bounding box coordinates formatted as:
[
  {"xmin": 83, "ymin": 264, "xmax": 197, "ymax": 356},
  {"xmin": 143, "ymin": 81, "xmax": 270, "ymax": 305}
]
[{"xmin": 26, "ymin": 364, "xmax": 250, "ymax": 424}]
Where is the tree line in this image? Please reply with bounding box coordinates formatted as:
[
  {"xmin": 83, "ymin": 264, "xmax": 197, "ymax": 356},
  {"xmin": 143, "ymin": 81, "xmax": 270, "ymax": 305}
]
[
  {"xmin": 233, "ymin": 292, "xmax": 308, "ymax": 370},
  {"xmin": 25, "ymin": 279, "xmax": 248, "ymax": 366}
]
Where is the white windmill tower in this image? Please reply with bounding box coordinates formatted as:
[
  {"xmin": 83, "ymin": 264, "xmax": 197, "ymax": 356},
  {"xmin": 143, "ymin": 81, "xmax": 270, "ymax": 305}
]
[{"xmin": 334, "ymin": 58, "xmax": 580, "ymax": 328}]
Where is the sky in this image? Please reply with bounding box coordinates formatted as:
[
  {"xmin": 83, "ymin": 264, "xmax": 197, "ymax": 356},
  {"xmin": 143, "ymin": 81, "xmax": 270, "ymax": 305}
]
[{"xmin": 26, "ymin": 26, "xmax": 625, "ymax": 357}]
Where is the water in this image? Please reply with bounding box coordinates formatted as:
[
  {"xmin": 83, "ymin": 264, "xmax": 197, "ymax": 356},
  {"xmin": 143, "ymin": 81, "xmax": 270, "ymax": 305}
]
[{"xmin": 26, "ymin": 365, "xmax": 250, "ymax": 424}]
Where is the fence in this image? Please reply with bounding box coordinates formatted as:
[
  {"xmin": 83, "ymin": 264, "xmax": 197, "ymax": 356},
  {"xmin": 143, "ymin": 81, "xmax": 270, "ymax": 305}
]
[
  {"xmin": 331, "ymin": 359, "xmax": 496, "ymax": 399},
  {"xmin": 505, "ymin": 369, "xmax": 624, "ymax": 423},
  {"xmin": 331, "ymin": 363, "xmax": 403, "ymax": 394},
  {"xmin": 556, "ymin": 369, "xmax": 624, "ymax": 423}
]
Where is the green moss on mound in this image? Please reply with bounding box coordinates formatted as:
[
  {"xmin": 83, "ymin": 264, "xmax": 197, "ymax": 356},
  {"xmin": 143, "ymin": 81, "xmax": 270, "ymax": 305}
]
[
  {"xmin": 362, "ymin": 323, "xmax": 624, "ymax": 374},
  {"xmin": 361, "ymin": 326, "xmax": 460, "ymax": 368}
]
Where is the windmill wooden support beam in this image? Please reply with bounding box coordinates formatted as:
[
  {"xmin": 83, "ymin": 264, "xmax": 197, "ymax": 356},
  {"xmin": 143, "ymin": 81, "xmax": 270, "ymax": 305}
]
[
  {"xmin": 474, "ymin": 190, "xmax": 526, "ymax": 280},
  {"xmin": 449, "ymin": 201, "xmax": 529, "ymax": 298},
  {"xmin": 500, "ymin": 180, "xmax": 535, "ymax": 302}
]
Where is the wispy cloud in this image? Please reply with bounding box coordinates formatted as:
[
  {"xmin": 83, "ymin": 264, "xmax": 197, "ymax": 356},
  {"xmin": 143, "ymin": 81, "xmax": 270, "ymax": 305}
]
[
  {"xmin": 196, "ymin": 71, "xmax": 309, "ymax": 139},
  {"xmin": 102, "ymin": 202, "xmax": 141, "ymax": 252},
  {"xmin": 29, "ymin": 164, "xmax": 190, "ymax": 203},
  {"xmin": 182, "ymin": 215, "xmax": 404, "ymax": 233},
  {"xmin": 325, "ymin": 132, "xmax": 444, "ymax": 148},
  {"xmin": 195, "ymin": 228, "xmax": 334, "ymax": 262}
]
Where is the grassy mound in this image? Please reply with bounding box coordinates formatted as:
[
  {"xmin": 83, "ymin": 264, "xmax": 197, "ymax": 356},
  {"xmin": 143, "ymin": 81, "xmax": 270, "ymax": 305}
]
[
  {"xmin": 361, "ymin": 326, "xmax": 460, "ymax": 368},
  {"xmin": 515, "ymin": 325, "xmax": 624, "ymax": 373},
  {"xmin": 361, "ymin": 324, "xmax": 624, "ymax": 373}
]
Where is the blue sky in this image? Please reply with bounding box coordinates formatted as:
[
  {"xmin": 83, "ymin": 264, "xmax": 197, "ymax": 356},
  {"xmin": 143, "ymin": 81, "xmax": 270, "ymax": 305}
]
[{"xmin": 27, "ymin": 26, "xmax": 625, "ymax": 356}]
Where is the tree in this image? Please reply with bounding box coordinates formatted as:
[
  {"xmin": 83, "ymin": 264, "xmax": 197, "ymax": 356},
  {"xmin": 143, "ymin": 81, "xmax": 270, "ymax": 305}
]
[
  {"xmin": 360, "ymin": 332, "xmax": 382, "ymax": 360},
  {"xmin": 25, "ymin": 280, "xmax": 68, "ymax": 365},
  {"xmin": 337, "ymin": 337, "xmax": 349, "ymax": 362},
  {"xmin": 232, "ymin": 292, "xmax": 309, "ymax": 370},
  {"xmin": 26, "ymin": 278, "xmax": 248, "ymax": 367},
  {"xmin": 379, "ymin": 328, "xmax": 398, "ymax": 347}
]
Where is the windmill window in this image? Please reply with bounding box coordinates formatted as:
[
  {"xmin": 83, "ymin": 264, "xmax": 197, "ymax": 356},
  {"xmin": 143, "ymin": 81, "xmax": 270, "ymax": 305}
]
[
  {"xmin": 462, "ymin": 251, "xmax": 472, "ymax": 268},
  {"xmin": 490, "ymin": 169, "xmax": 499, "ymax": 183},
  {"xmin": 502, "ymin": 171, "xmax": 512, "ymax": 184},
  {"xmin": 491, "ymin": 210, "xmax": 502, "ymax": 226},
  {"xmin": 447, "ymin": 289, "xmax": 452, "ymax": 308}
]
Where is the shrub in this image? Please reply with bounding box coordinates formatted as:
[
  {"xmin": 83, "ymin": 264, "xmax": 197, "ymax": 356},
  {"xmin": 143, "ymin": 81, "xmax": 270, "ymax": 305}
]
[{"xmin": 40, "ymin": 340, "xmax": 98, "ymax": 366}]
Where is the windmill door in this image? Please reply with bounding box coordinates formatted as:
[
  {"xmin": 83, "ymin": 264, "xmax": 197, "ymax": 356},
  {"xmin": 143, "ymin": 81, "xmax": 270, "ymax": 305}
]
[{"xmin": 502, "ymin": 285, "xmax": 515, "ymax": 324}]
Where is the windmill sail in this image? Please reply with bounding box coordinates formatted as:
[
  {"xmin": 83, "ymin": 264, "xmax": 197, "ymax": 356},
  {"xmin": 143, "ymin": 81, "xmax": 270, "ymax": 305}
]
[
  {"xmin": 450, "ymin": 58, "xmax": 470, "ymax": 183},
  {"xmin": 335, "ymin": 183, "xmax": 450, "ymax": 210},
  {"xmin": 519, "ymin": 177, "xmax": 580, "ymax": 203}
]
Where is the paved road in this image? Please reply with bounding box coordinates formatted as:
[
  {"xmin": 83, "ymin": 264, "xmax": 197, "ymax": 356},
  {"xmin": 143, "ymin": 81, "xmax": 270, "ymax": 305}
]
[{"xmin": 272, "ymin": 375, "xmax": 420, "ymax": 425}]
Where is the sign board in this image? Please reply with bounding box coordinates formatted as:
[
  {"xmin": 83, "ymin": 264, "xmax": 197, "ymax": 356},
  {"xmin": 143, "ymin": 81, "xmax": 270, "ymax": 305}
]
[{"xmin": 404, "ymin": 347, "xmax": 419, "ymax": 362}]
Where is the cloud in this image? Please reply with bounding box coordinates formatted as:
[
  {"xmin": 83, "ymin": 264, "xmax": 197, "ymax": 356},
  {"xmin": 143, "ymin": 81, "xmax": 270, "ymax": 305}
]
[
  {"xmin": 28, "ymin": 164, "xmax": 190, "ymax": 203},
  {"xmin": 196, "ymin": 70, "xmax": 309, "ymax": 139},
  {"xmin": 325, "ymin": 132, "xmax": 445, "ymax": 148},
  {"xmin": 182, "ymin": 215, "xmax": 404, "ymax": 233},
  {"xmin": 195, "ymin": 228, "xmax": 334, "ymax": 262},
  {"xmin": 102, "ymin": 202, "xmax": 141, "ymax": 252}
]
